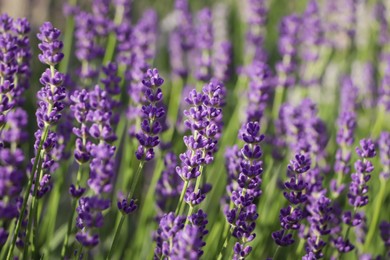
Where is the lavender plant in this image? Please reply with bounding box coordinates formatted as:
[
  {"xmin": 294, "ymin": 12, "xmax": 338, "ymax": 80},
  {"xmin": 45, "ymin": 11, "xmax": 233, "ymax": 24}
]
[{"xmin": 0, "ymin": 0, "xmax": 390, "ymax": 259}]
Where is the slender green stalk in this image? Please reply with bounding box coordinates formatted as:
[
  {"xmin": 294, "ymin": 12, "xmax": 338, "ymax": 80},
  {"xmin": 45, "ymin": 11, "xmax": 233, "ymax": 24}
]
[
  {"xmin": 273, "ymin": 245, "xmax": 281, "ymax": 259},
  {"xmin": 217, "ymin": 227, "xmax": 232, "ymax": 260},
  {"xmin": 364, "ymin": 179, "xmax": 388, "ymax": 250},
  {"xmin": 175, "ymin": 180, "xmax": 189, "ymax": 216},
  {"xmin": 23, "ymin": 156, "xmax": 44, "ymax": 260},
  {"xmin": 163, "ymin": 78, "xmax": 184, "ymax": 142},
  {"xmin": 102, "ymin": 4, "xmax": 124, "ymax": 66},
  {"xmin": 61, "ymin": 165, "xmax": 84, "ymax": 259},
  {"xmin": 106, "ymin": 161, "xmax": 145, "ymax": 260},
  {"xmin": 372, "ymin": 106, "xmax": 385, "ymax": 138},
  {"xmin": 6, "ymin": 126, "xmax": 49, "ymax": 260},
  {"xmin": 184, "ymin": 165, "xmax": 204, "ymax": 224},
  {"xmin": 272, "ymin": 85, "xmax": 284, "ymax": 120},
  {"xmin": 59, "ymin": 0, "xmax": 77, "ymax": 74}
]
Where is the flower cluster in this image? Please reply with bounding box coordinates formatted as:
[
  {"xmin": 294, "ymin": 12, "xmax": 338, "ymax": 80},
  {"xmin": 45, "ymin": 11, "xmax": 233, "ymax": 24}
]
[
  {"xmin": 224, "ymin": 121, "xmax": 264, "ymax": 259},
  {"xmin": 176, "ymin": 80, "xmax": 225, "ymax": 206},
  {"xmin": 33, "ymin": 21, "xmax": 66, "ymax": 198},
  {"xmin": 135, "ymin": 68, "xmax": 165, "ymax": 161},
  {"xmin": 272, "ymin": 153, "xmax": 311, "ymax": 246},
  {"xmin": 304, "ymin": 195, "xmax": 332, "ymax": 258},
  {"xmin": 154, "ymin": 210, "xmax": 208, "ymax": 259},
  {"xmin": 245, "ymin": 0, "xmax": 268, "ymax": 62},
  {"xmin": 379, "ymin": 131, "xmax": 390, "ymax": 179},
  {"xmin": 276, "ymin": 14, "xmax": 301, "ymax": 88},
  {"xmin": 194, "ymin": 8, "xmax": 213, "ymax": 82}
]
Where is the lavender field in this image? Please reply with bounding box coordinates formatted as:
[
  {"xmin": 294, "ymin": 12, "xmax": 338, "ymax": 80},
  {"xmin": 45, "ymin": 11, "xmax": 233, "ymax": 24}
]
[{"xmin": 0, "ymin": 0, "xmax": 390, "ymax": 259}]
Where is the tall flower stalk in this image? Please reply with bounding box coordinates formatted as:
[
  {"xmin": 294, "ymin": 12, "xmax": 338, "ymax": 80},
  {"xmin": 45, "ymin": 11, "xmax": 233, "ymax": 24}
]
[
  {"xmin": 106, "ymin": 68, "xmax": 165, "ymax": 259},
  {"xmin": 7, "ymin": 22, "xmax": 66, "ymax": 260},
  {"xmin": 221, "ymin": 121, "xmax": 264, "ymax": 259}
]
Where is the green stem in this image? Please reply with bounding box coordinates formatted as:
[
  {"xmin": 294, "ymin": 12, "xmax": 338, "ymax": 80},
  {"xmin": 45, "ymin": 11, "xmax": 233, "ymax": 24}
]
[
  {"xmin": 363, "ymin": 179, "xmax": 387, "ymax": 251},
  {"xmin": 175, "ymin": 180, "xmax": 189, "ymax": 216},
  {"xmin": 273, "ymin": 245, "xmax": 281, "ymax": 259},
  {"xmin": 101, "ymin": 4, "xmax": 124, "ymax": 66},
  {"xmin": 372, "ymin": 106, "xmax": 385, "ymax": 138},
  {"xmin": 75, "ymin": 244, "xmax": 83, "ymax": 260},
  {"xmin": 184, "ymin": 165, "xmax": 204, "ymax": 224},
  {"xmin": 61, "ymin": 165, "xmax": 84, "ymax": 259},
  {"xmin": 23, "ymin": 156, "xmax": 44, "ymax": 260},
  {"xmin": 163, "ymin": 78, "xmax": 184, "ymax": 143},
  {"xmin": 6, "ymin": 126, "xmax": 49, "ymax": 260},
  {"xmin": 59, "ymin": 0, "xmax": 77, "ymax": 74},
  {"xmin": 217, "ymin": 228, "xmax": 232, "ymax": 260},
  {"xmin": 106, "ymin": 161, "xmax": 145, "ymax": 260},
  {"xmin": 272, "ymin": 85, "xmax": 284, "ymax": 120}
]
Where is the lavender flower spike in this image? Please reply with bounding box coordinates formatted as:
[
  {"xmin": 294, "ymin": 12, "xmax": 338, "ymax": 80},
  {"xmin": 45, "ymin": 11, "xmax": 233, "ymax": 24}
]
[
  {"xmin": 223, "ymin": 122, "xmax": 264, "ymax": 259},
  {"xmin": 135, "ymin": 68, "xmax": 165, "ymax": 161},
  {"xmin": 272, "ymin": 153, "xmax": 310, "ymax": 247}
]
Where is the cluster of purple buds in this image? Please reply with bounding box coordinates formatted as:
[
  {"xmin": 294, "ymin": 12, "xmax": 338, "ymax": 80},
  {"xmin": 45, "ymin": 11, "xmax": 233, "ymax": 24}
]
[
  {"xmin": 154, "ymin": 210, "xmax": 208, "ymax": 259},
  {"xmin": 0, "ymin": 14, "xmax": 31, "ymax": 126},
  {"xmin": 299, "ymin": 0, "xmax": 323, "ymax": 87},
  {"xmin": 333, "ymin": 138, "xmax": 376, "ymax": 253},
  {"xmin": 278, "ymin": 99, "xmax": 328, "ymax": 160},
  {"xmin": 74, "ymin": 11, "xmax": 105, "ymax": 81},
  {"xmin": 212, "ymin": 4, "xmax": 232, "ymax": 82},
  {"xmin": 75, "ymin": 196, "xmax": 110, "ymax": 247},
  {"xmin": 224, "ymin": 122, "xmax": 264, "ymax": 259},
  {"xmin": 276, "ymin": 14, "xmax": 301, "ymax": 88},
  {"xmin": 245, "ymin": 0, "xmax": 268, "ymax": 62},
  {"xmin": 347, "ymin": 139, "xmax": 376, "ymax": 208},
  {"xmin": 379, "ymin": 60, "xmax": 390, "ymax": 112},
  {"xmin": 194, "ymin": 8, "xmax": 214, "ymax": 82},
  {"xmin": 135, "ymin": 68, "xmax": 165, "ymax": 161},
  {"xmin": 32, "ymin": 21, "xmax": 66, "ymax": 198},
  {"xmin": 176, "ymin": 80, "xmax": 225, "ymax": 206},
  {"xmin": 71, "ymin": 84, "xmax": 118, "ymax": 247},
  {"xmin": 169, "ymin": 0, "xmax": 194, "ymax": 79},
  {"xmin": 304, "ymin": 195, "xmax": 332, "ymax": 258},
  {"xmin": 156, "ymin": 152, "xmax": 182, "ymax": 213},
  {"xmin": 379, "ymin": 132, "xmax": 390, "ymax": 180},
  {"xmin": 380, "ymin": 221, "xmax": 390, "ymax": 257},
  {"xmin": 272, "ymin": 153, "xmax": 311, "ymax": 247},
  {"xmin": 245, "ymin": 61, "xmax": 273, "ymax": 124}
]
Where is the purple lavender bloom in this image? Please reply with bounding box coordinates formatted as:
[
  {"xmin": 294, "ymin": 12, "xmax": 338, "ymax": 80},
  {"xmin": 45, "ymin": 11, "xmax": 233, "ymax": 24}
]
[
  {"xmin": 176, "ymin": 80, "xmax": 225, "ymax": 206},
  {"xmin": 380, "ymin": 221, "xmax": 390, "ymax": 256},
  {"xmin": 75, "ymin": 196, "xmax": 110, "ymax": 248},
  {"xmin": 154, "ymin": 212, "xmax": 186, "ymax": 259},
  {"xmin": 299, "ymin": 0, "xmax": 323, "ymax": 87},
  {"xmin": 0, "ymin": 108, "xmax": 28, "ymax": 245},
  {"xmin": 245, "ymin": 0, "xmax": 268, "ymax": 62},
  {"xmin": 37, "ymin": 22, "xmax": 64, "ymax": 66},
  {"xmin": 169, "ymin": 0, "xmax": 194, "ymax": 78},
  {"xmin": 304, "ymin": 195, "xmax": 332, "ymax": 258},
  {"xmin": 74, "ymin": 11, "xmax": 104, "ymax": 80},
  {"xmin": 272, "ymin": 153, "xmax": 310, "ymax": 247},
  {"xmin": 347, "ymin": 139, "xmax": 376, "ymax": 208},
  {"xmin": 194, "ymin": 8, "xmax": 213, "ymax": 82},
  {"xmin": 299, "ymin": 0, "xmax": 322, "ymax": 63},
  {"xmin": 170, "ymin": 224, "xmax": 206, "ymax": 260},
  {"xmin": 135, "ymin": 68, "xmax": 165, "ymax": 161},
  {"xmin": 279, "ymin": 99, "xmax": 328, "ymax": 159},
  {"xmin": 156, "ymin": 152, "xmax": 182, "ymax": 213},
  {"xmin": 70, "ymin": 89, "xmax": 91, "ymax": 165},
  {"xmin": 212, "ymin": 41, "xmax": 232, "ymax": 82},
  {"xmin": 117, "ymin": 192, "xmax": 137, "ymax": 215},
  {"xmin": 91, "ymin": 0, "xmax": 112, "ymax": 38},
  {"xmin": 323, "ymin": 0, "xmax": 357, "ymax": 49},
  {"xmin": 276, "ymin": 14, "xmax": 301, "ymax": 88},
  {"xmin": 12, "ymin": 18, "xmax": 32, "ymax": 100},
  {"xmin": 245, "ymin": 61, "xmax": 273, "ymax": 124},
  {"xmin": 31, "ymin": 22, "xmax": 66, "ymax": 198},
  {"xmin": 379, "ymin": 60, "xmax": 390, "ymax": 112},
  {"xmin": 224, "ymin": 122, "xmax": 264, "ymax": 259},
  {"xmin": 379, "ymin": 132, "xmax": 390, "ymax": 179}
]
